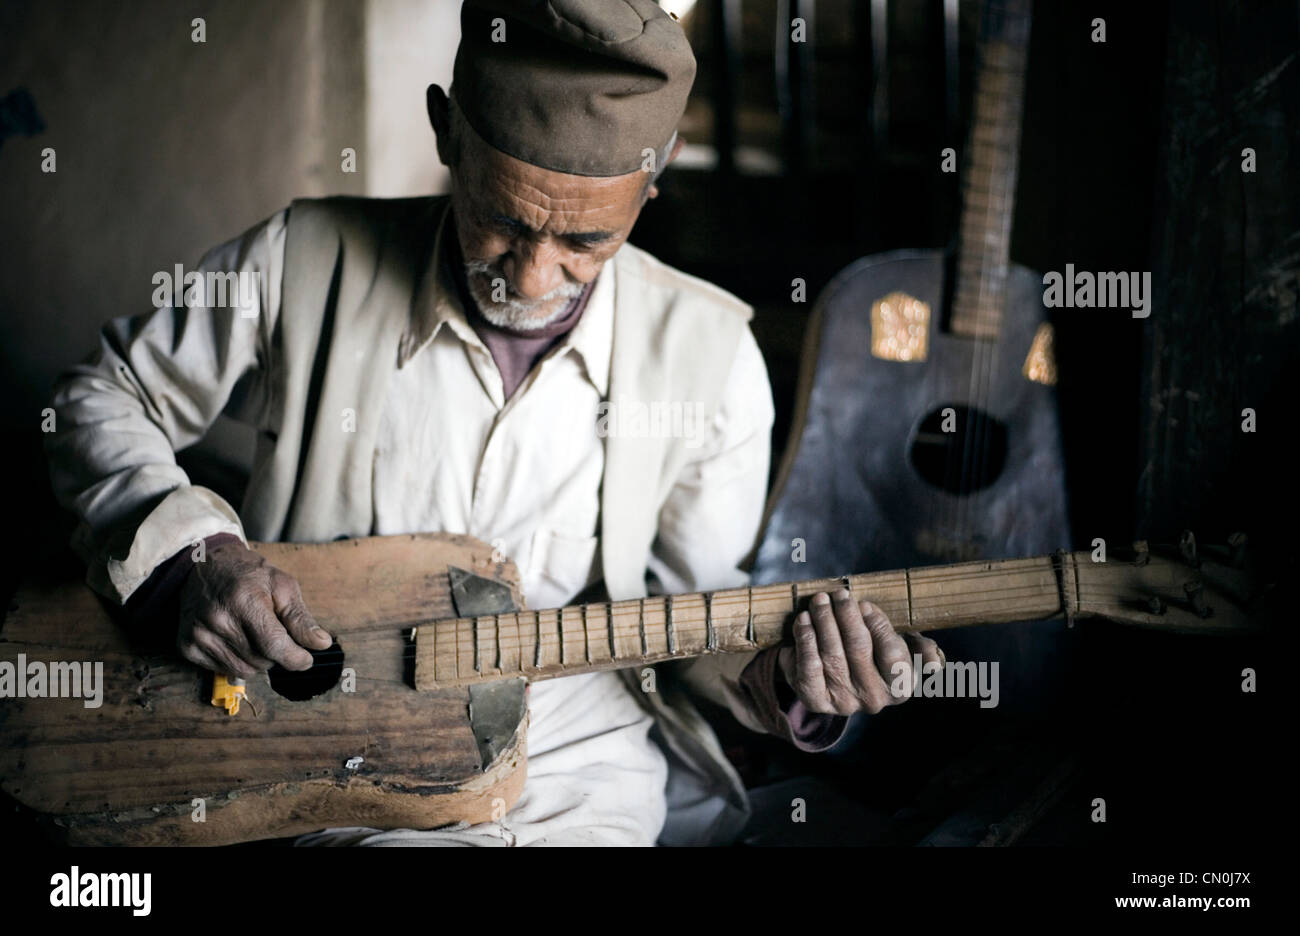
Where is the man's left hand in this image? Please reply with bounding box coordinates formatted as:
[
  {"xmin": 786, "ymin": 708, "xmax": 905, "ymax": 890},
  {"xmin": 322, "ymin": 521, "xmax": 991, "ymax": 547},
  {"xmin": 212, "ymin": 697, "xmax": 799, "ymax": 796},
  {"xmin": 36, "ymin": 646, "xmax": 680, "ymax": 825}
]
[{"xmin": 777, "ymin": 589, "xmax": 943, "ymax": 715}]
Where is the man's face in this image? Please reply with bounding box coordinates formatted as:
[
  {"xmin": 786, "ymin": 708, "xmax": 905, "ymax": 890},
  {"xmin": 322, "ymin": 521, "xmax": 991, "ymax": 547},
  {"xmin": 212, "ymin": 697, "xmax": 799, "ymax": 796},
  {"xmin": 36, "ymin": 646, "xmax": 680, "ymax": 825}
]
[{"xmin": 447, "ymin": 115, "xmax": 656, "ymax": 331}]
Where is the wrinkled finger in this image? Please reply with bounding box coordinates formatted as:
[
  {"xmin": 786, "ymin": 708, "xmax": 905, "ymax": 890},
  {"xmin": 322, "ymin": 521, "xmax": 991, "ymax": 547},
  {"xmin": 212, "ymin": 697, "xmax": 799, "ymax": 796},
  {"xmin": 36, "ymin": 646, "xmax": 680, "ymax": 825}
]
[
  {"xmin": 271, "ymin": 572, "xmax": 332, "ymax": 650},
  {"xmin": 861, "ymin": 599, "xmax": 912, "ymax": 704},
  {"xmin": 905, "ymin": 631, "xmax": 943, "ymax": 669},
  {"xmin": 235, "ymin": 590, "xmax": 315, "ymax": 671},
  {"xmin": 809, "ymin": 592, "xmax": 851, "ymax": 696},
  {"xmin": 191, "ymin": 628, "xmax": 259, "ymax": 680},
  {"xmin": 789, "ymin": 611, "xmax": 832, "ymax": 712},
  {"xmin": 206, "ymin": 608, "xmax": 277, "ymax": 671},
  {"xmin": 831, "ymin": 589, "xmax": 877, "ymax": 684},
  {"xmin": 178, "ymin": 639, "xmax": 223, "ymax": 675}
]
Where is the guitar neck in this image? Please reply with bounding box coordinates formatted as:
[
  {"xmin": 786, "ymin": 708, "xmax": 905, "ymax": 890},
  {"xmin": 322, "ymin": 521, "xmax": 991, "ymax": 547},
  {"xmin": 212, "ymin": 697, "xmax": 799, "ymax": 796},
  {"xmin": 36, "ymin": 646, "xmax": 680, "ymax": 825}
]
[
  {"xmin": 413, "ymin": 551, "xmax": 1082, "ymax": 690},
  {"xmin": 950, "ymin": 0, "xmax": 1033, "ymax": 340}
]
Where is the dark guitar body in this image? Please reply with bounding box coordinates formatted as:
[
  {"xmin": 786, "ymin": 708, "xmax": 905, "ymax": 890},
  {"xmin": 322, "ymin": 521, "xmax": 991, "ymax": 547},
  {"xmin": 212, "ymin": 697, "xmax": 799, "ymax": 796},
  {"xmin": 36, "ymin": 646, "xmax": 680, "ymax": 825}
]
[{"xmin": 754, "ymin": 250, "xmax": 1071, "ymax": 707}]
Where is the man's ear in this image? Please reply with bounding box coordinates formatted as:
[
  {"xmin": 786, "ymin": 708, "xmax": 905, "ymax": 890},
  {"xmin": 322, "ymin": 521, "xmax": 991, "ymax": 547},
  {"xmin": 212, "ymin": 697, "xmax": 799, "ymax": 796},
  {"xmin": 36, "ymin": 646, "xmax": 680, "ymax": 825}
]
[
  {"xmin": 427, "ymin": 84, "xmax": 455, "ymax": 167},
  {"xmin": 665, "ymin": 134, "xmax": 686, "ymax": 168},
  {"xmin": 645, "ymin": 135, "xmax": 686, "ymax": 201}
]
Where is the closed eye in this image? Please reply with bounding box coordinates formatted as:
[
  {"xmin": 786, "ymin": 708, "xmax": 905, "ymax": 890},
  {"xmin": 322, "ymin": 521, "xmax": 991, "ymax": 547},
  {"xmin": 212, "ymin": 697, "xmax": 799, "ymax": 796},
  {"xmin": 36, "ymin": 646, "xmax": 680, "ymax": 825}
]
[{"xmin": 488, "ymin": 213, "xmax": 613, "ymax": 249}]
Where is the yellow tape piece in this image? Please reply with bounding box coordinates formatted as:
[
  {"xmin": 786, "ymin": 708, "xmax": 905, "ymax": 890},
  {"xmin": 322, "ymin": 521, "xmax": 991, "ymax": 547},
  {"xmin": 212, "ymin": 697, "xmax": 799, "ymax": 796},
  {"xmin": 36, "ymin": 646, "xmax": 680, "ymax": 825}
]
[{"xmin": 211, "ymin": 675, "xmax": 247, "ymax": 716}]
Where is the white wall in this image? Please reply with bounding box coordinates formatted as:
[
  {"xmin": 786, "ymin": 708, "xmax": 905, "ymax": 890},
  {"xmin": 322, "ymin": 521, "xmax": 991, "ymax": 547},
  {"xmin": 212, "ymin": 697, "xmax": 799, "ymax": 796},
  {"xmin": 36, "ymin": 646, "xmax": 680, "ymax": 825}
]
[{"xmin": 364, "ymin": 0, "xmax": 462, "ymax": 197}]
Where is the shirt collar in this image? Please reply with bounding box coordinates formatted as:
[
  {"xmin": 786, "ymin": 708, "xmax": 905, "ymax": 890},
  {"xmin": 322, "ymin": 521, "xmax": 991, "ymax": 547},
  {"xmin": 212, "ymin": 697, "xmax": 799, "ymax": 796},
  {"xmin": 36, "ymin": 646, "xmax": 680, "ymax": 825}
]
[{"xmin": 400, "ymin": 201, "xmax": 613, "ymax": 397}]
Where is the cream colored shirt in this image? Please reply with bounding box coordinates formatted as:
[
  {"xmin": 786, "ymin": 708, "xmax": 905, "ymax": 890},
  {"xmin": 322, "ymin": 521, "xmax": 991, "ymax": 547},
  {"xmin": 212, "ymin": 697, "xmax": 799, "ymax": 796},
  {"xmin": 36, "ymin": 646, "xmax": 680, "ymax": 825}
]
[
  {"xmin": 55, "ymin": 205, "xmax": 773, "ymax": 614},
  {"xmin": 47, "ymin": 204, "xmax": 776, "ymax": 844}
]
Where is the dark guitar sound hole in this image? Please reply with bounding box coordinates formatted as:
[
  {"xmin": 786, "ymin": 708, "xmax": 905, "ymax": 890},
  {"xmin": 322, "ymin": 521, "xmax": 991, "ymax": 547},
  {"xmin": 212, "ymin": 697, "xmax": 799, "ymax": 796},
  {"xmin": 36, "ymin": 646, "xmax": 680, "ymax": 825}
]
[
  {"xmin": 267, "ymin": 640, "xmax": 345, "ymax": 701},
  {"xmin": 910, "ymin": 404, "xmax": 1009, "ymax": 495}
]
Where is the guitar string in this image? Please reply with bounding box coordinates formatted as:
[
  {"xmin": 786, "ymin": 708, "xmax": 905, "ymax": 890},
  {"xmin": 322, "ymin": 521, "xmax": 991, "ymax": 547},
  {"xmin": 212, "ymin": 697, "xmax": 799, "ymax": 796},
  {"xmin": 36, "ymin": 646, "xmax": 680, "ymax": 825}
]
[
  {"xmin": 951, "ymin": 0, "xmax": 1028, "ymax": 567},
  {"xmin": 953, "ymin": 1, "xmax": 995, "ymax": 563},
  {"xmin": 242, "ymin": 571, "xmax": 1210, "ymax": 692},
  {"xmin": 976, "ymin": 8, "xmax": 1025, "ymax": 559},
  {"xmin": 297, "ymin": 562, "xmax": 1186, "ymax": 653},
  {"xmin": 962, "ymin": 5, "xmax": 1013, "ymax": 563}
]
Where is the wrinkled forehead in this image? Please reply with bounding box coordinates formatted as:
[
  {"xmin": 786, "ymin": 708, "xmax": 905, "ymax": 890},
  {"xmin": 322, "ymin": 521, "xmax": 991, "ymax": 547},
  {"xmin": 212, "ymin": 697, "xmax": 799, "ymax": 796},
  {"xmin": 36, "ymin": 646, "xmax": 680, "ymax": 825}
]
[{"xmin": 455, "ymin": 123, "xmax": 648, "ymax": 234}]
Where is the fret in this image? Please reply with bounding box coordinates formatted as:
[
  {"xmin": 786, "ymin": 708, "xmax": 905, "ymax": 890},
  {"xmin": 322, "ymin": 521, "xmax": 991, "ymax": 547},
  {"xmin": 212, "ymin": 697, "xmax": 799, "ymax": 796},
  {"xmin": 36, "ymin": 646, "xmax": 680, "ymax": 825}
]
[
  {"xmin": 665, "ymin": 594, "xmax": 676, "ymax": 653},
  {"xmin": 638, "ymin": 597, "xmax": 647, "ymax": 655},
  {"xmin": 748, "ymin": 587, "xmax": 759, "ymax": 647},
  {"xmin": 582, "ymin": 604, "xmax": 592, "ymax": 663},
  {"xmin": 533, "ymin": 610, "xmax": 542, "ymax": 669},
  {"xmin": 553, "ymin": 608, "xmax": 565, "ymax": 666},
  {"xmin": 493, "ymin": 614, "xmax": 502, "ymax": 670},
  {"xmin": 904, "ymin": 568, "xmax": 915, "ymax": 631}
]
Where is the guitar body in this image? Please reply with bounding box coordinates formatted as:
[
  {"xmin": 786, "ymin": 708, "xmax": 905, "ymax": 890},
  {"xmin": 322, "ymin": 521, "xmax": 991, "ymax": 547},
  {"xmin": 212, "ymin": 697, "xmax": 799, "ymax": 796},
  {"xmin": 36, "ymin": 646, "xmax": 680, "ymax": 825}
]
[
  {"xmin": 754, "ymin": 251, "xmax": 1071, "ymax": 705},
  {"xmin": 756, "ymin": 249, "xmax": 1070, "ymax": 580},
  {"xmin": 0, "ymin": 534, "xmax": 528, "ymax": 846}
]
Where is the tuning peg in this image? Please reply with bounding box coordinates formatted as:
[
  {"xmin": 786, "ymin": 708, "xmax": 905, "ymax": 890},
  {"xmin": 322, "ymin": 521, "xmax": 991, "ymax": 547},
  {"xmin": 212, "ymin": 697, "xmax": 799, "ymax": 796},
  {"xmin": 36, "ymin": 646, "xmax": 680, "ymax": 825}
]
[
  {"xmin": 1179, "ymin": 530, "xmax": 1200, "ymax": 567},
  {"xmin": 1183, "ymin": 580, "xmax": 1211, "ymax": 618},
  {"xmin": 1132, "ymin": 540, "xmax": 1150, "ymax": 566},
  {"xmin": 1228, "ymin": 531, "xmax": 1248, "ymax": 568}
]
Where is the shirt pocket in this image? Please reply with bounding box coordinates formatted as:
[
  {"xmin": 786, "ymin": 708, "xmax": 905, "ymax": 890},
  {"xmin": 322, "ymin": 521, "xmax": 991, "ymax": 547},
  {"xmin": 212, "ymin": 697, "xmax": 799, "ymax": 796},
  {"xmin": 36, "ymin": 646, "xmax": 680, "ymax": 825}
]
[{"xmin": 526, "ymin": 527, "xmax": 601, "ymax": 609}]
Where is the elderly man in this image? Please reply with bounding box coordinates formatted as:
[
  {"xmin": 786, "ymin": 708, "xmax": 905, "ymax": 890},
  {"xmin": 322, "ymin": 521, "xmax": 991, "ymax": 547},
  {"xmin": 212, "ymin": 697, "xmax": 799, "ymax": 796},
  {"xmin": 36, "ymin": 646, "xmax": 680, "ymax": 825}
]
[{"xmin": 45, "ymin": 0, "xmax": 940, "ymax": 846}]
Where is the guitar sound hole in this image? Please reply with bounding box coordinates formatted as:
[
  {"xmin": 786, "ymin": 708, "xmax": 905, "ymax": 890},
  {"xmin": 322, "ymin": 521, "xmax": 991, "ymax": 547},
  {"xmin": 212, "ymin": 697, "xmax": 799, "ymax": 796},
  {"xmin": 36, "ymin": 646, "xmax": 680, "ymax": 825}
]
[
  {"xmin": 910, "ymin": 404, "xmax": 1008, "ymax": 495},
  {"xmin": 267, "ymin": 640, "xmax": 345, "ymax": 701}
]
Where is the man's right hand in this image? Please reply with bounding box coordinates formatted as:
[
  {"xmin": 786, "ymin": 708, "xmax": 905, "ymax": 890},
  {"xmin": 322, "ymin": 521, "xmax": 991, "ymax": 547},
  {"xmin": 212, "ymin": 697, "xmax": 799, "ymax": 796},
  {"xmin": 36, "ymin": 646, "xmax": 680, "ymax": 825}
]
[{"xmin": 177, "ymin": 540, "xmax": 332, "ymax": 677}]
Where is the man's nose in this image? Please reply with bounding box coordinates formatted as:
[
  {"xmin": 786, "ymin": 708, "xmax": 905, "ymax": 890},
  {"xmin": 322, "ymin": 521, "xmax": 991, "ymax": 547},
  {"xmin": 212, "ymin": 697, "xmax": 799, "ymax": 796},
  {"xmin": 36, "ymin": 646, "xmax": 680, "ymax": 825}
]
[{"xmin": 504, "ymin": 239, "xmax": 565, "ymax": 300}]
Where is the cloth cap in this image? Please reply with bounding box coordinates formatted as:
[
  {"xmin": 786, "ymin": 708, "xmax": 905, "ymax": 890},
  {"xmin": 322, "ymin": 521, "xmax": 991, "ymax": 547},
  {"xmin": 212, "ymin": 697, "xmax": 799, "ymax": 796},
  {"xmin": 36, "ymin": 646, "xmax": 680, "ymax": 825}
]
[{"xmin": 451, "ymin": 0, "xmax": 696, "ymax": 177}]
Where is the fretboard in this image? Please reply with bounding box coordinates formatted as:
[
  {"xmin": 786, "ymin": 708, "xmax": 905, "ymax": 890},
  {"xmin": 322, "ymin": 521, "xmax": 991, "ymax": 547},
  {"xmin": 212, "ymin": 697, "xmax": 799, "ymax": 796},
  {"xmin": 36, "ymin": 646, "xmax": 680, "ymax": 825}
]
[
  {"xmin": 413, "ymin": 551, "xmax": 1079, "ymax": 690},
  {"xmin": 949, "ymin": 0, "xmax": 1032, "ymax": 340}
]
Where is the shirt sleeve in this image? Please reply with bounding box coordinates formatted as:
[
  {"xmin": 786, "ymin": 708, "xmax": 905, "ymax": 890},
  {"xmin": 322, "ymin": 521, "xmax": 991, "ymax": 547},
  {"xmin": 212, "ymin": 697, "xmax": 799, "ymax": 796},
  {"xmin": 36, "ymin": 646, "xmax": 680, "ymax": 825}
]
[
  {"xmin": 646, "ymin": 324, "xmax": 848, "ymax": 751},
  {"xmin": 44, "ymin": 209, "xmax": 289, "ymax": 603}
]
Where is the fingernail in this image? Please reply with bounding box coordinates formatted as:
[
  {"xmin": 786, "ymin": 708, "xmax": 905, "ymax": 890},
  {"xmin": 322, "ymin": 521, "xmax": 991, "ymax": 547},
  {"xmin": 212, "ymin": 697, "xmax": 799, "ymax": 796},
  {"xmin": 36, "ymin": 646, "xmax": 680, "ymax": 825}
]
[
  {"xmin": 835, "ymin": 588, "xmax": 851, "ymax": 601},
  {"xmin": 812, "ymin": 592, "xmax": 830, "ymax": 607}
]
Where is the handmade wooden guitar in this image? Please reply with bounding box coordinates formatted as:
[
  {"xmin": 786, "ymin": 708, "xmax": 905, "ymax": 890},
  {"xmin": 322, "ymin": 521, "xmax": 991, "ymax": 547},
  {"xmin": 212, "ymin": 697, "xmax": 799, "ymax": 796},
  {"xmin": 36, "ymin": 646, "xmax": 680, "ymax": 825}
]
[
  {"xmin": 752, "ymin": 0, "xmax": 1068, "ymax": 706},
  {"xmin": 755, "ymin": 0, "xmax": 1066, "ymax": 583},
  {"xmin": 0, "ymin": 532, "xmax": 1259, "ymax": 846}
]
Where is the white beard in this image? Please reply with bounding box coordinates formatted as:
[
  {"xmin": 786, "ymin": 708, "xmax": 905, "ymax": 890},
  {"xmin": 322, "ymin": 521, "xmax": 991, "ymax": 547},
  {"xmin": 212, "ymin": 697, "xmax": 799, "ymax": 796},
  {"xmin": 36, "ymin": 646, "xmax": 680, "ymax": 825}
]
[{"xmin": 463, "ymin": 260, "xmax": 585, "ymax": 332}]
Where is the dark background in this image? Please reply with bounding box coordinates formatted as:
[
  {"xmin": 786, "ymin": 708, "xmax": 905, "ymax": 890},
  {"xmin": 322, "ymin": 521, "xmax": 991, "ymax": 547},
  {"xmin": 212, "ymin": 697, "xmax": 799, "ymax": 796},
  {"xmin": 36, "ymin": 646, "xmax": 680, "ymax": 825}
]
[{"xmin": 1, "ymin": 0, "xmax": 1293, "ymax": 848}]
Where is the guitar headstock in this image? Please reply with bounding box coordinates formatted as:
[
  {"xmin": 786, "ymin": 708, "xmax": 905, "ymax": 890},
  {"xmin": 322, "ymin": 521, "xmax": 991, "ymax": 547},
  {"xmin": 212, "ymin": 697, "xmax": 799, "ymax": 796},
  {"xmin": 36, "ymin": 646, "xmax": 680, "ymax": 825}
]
[{"xmin": 1073, "ymin": 532, "xmax": 1268, "ymax": 636}]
